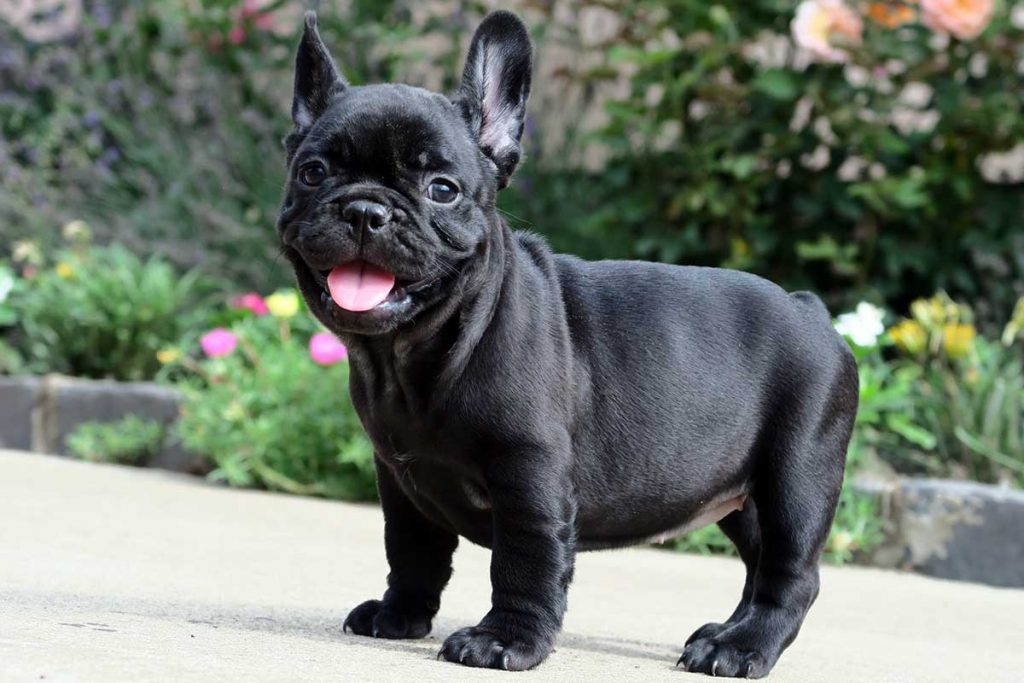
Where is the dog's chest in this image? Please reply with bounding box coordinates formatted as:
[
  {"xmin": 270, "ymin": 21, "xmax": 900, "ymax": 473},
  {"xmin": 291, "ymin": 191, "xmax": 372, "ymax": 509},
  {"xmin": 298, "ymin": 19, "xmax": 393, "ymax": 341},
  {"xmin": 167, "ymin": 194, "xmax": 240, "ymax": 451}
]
[
  {"xmin": 350, "ymin": 356, "xmax": 496, "ymax": 544},
  {"xmin": 379, "ymin": 446, "xmax": 494, "ymax": 545},
  {"xmin": 363, "ymin": 403, "xmax": 493, "ymax": 543}
]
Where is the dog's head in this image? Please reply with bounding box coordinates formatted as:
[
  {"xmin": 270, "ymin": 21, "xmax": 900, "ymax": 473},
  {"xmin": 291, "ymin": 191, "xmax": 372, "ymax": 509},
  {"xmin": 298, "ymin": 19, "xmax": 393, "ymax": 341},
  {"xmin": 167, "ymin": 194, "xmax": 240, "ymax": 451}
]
[{"xmin": 277, "ymin": 11, "xmax": 532, "ymax": 336}]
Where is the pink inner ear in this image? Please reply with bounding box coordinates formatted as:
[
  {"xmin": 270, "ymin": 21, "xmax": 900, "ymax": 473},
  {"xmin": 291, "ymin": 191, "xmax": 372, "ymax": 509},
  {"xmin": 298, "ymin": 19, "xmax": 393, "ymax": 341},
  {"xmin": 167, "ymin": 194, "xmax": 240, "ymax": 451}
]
[{"xmin": 476, "ymin": 43, "xmax": 517, "ymax": 156}]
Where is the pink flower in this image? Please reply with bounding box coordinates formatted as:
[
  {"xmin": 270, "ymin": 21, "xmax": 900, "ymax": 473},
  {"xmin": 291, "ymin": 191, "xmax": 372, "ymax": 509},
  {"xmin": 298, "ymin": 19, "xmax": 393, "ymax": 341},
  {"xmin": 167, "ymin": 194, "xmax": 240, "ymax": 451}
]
[
  {"xmin": 227, "ymin": 25, "xmax": 246, "ymax": 45},
  {"xmin": 241, "ymin": 0, "xmax": 262, "ymax": 17},
  {"xmin": 200, "ymin": 328, "xmax": 238, "ymax": 358},
  {"xmin": 792, "ymin": 0, "xmax": 864, "ymax": 63},
  {"xmin": 240, "ymin": 0, "xmax": 288, "ymax": 34},
  {"xmin": 230, "ymin": 292, "xmax": 269, "ymax": 316},
  {"xmin": 309, "ymin": 332, "xmax": 348, "ymax": 366},
  {"xmin": 921, "ymin": 0, "xmax": 993, "ymax": 40}
]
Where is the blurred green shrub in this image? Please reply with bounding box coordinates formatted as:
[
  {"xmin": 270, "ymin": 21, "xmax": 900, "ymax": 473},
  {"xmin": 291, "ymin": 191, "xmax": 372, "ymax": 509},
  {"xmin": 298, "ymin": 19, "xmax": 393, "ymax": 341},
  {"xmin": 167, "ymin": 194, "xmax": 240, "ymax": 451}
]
[
  {"xmin": 3, "ymin": 1, "xmax": 1021, "ymax": 315},
  {"xmin": 0, "ymin": 0, "xmax": 423, "ymax": 290},
  {"xmin": 67, "ymin": 415, "xmax": 166, "ymax": 466},
  {"xmin": 839, "ymin": 292, "xmax": 1024, "ymax": 487},
  {"xmin": 884, "ymin": 292, "xmax": 1024, "ymax": 485},
  {"xmin": 170, "ymin": 291, "xmax": 376, "ymax": 501},
  {"xmin": 0, "ymin": 264, "xmax": 25, "ymax": 374},
  {"xmin": 8, "ymin": 228, "xmax": 208, "ymax": 381},
  {"xmin": 506, "ymin": 0, "xmax": 1024, "ymax": 325}
]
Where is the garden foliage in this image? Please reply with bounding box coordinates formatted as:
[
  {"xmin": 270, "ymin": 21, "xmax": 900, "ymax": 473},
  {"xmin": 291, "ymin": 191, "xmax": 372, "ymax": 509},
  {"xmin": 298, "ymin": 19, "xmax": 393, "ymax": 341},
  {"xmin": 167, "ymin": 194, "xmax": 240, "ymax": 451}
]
[
  {"xmin": 67, "ymin": 415, "xmax": 166, "ymax": 466},
  {"xmin": 6, "ymin": 227, "xmax": 208, "ymax": 381},
  {"xmin": 856, "ymin": 292, "xmax": 1024, "ymax": 486},
  {"xmin": 4, "ymin": 1, "xmax": 1020, "ymax": 317},
  {"xmin": 504, "ymin": 0, "xmax": 1024, "ymax": 324},
  {"xmin": 169, "ymin": 291, "xmax": 377, "ymax": 501},
  {"xmin": 0, "ymin": 0, "xmax": 421, "ymax": 289}
]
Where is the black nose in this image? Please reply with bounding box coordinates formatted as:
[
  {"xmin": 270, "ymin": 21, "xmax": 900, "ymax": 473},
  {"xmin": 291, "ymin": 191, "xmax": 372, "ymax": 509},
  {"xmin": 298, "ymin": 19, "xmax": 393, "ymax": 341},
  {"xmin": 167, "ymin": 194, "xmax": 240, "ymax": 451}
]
[{"xmin": 342, "ymin": 200, "xmax": 390, "ymax": 234}]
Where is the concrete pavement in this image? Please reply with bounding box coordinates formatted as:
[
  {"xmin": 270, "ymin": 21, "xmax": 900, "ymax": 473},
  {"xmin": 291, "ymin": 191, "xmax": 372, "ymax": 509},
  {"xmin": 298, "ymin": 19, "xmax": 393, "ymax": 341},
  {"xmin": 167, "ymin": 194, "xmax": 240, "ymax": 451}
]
[{"xmin": 1, "ymin": 449, "xmax": 1021, "ymax": 682}]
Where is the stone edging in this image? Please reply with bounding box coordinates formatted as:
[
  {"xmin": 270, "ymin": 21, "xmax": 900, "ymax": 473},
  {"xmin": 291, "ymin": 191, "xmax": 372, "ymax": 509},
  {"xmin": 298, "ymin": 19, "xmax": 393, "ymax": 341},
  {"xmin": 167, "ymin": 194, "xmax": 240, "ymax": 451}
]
[
  {"xmin": 0, "ymin": 374, "xmax": 203, "ymax": 473},
  {"xmin": 854, "ymin": 477, "xmax": 1024, "ymax": 588}
]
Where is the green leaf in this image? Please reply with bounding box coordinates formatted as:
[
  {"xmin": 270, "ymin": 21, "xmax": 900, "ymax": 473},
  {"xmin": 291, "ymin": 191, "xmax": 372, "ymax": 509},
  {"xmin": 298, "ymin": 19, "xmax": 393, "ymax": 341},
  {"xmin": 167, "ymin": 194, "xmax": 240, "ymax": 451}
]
[
  {"xmin": 885, "ymin": 414, "xmax": 937, "ymax": 450},
  {"xmin": 753, "ymin": 69, "xmax": 800, "ymax": 101},
  {"xmin": 953, "ymin": 427, "xmax": 1024, "ymax": 474}
]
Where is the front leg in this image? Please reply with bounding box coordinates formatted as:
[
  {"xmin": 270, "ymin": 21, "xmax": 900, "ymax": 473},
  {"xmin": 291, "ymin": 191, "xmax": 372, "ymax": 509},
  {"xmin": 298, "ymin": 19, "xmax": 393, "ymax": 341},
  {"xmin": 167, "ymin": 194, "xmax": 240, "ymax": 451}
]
[
  {"xmin": 439, "ymin": 442, "xmax": 576, "ymax": 670},
  {"xmin": 344, "ymin": 457, "xmax": 458, "ymax": 639}
]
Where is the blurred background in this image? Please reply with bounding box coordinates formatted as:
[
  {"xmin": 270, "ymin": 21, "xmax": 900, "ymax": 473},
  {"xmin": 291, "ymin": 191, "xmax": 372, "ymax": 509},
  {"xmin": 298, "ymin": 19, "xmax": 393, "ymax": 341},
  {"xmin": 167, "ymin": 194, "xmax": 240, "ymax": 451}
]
[{"xmin": 1, "ymin": 1, "xmax": 1022, "ymax": 583}]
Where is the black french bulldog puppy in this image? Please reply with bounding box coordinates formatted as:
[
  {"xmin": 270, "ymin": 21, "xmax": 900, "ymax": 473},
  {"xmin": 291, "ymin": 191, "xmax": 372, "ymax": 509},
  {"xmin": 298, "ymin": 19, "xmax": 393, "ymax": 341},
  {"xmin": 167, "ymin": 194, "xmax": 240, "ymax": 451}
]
[{"xmin": 277, "ymin": 10, "xmax": 858, "ymax": 678}]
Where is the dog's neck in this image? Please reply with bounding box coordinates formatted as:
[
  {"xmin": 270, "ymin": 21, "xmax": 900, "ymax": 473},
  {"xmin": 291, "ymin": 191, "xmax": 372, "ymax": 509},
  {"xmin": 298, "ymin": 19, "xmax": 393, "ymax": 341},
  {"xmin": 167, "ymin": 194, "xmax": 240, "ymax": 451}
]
[{"xmin": 340, "ymin": 211, "xmax": 514, "ymax": 412}]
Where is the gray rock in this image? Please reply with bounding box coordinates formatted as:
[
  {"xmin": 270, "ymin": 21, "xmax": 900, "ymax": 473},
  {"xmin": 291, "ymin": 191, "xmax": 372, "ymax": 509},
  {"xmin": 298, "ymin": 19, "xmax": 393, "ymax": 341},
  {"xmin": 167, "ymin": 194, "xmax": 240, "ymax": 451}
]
[
  {"xmin": 0, "ymin": 376, "xmax": 41, "ymax": 450},
  {"xmin": 45, "ymin": 374, "xmax": 180, "ymax": 453},
  {"xmin": 857, "ymin": 477, "xmax": 1024, "ymax": 588},
  {"xmin": 40, "ymin": 374, "xmax": 206, "ymax": 473}
]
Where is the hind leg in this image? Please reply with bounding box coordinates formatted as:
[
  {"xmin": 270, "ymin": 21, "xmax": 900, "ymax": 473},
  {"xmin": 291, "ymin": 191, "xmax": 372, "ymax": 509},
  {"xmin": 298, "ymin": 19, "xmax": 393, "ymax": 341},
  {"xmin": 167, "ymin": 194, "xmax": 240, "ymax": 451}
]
[
  {"xmin": 678, "ymin": 407, "xmax": 852, "ymax": 678},
  {"xmin": 682, "ymin": 502, "xmax": 761, "ymax": 646}
]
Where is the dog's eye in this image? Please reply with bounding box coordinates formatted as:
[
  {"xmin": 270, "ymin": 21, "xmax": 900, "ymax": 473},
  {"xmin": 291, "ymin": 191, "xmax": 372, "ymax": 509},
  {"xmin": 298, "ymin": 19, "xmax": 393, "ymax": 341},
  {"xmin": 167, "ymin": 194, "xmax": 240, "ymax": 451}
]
[
  {"xmin": 426, "ymin": 179, "xmax": 459, "ymax": 204},
  {"xmin": 299, "ymin": 162, "xmax": 327, "ymax": 187}
]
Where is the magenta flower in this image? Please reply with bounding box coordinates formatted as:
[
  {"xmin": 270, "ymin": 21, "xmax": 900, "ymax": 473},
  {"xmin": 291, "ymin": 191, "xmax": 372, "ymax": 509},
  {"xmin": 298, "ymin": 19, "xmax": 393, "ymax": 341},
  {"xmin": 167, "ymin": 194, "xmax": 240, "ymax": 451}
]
[
  {"xmin": 230, "ymin": 292, "xmax": 269, "ymax": 316},
  {"xmin": 200, "ymin": 328, "xmax": 238, "ymax": 358},
  {"xmin": 309, "ymin": 332, "xmax": 348, "ymax": 366}
]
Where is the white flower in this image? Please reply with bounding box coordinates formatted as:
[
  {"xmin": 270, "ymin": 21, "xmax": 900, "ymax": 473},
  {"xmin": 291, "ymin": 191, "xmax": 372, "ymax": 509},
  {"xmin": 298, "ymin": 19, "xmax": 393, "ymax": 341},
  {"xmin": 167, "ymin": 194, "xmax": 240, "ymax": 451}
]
[
  {"xmin": 791, "ymin": 0, "xmax": 863, "ymax": 64},
  {"xmin": 0, "ymin": 268, "xmax": 14, "ymax": 303},
  {"xmin": 977, "ymin": 143, "xmax": 1024, "ymax": 184},
  {"xmin": 834, "ymin": 302, "xmax": 886, "ymax": 347},
  {"xmin": 898, "ymin": 82, "xmax": 934, "ymax": 110}
]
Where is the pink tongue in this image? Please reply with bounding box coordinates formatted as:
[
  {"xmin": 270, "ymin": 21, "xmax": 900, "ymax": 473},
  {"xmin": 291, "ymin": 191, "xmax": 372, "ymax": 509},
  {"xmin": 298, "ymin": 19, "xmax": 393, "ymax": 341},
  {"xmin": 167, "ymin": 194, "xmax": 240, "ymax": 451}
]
[{"xmin": 327, "ymin": 261, "xmax": 396, "ymax": 312}]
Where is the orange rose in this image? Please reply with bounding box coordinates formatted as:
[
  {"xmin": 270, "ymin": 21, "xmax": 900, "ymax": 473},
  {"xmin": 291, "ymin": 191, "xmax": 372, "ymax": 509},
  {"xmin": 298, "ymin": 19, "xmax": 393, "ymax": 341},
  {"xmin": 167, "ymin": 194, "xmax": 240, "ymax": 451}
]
[
  {"xmin": 867, "ymin": 2, "xmax": 917, "ymax": 29},
  {"xmin": 921, "ymin": 0, "xmax": 994, "ymax": 40}
]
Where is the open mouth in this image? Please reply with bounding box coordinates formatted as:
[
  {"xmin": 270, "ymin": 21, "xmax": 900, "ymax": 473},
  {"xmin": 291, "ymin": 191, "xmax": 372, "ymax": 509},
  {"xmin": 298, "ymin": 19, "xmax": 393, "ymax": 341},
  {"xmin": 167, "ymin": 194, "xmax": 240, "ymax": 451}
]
[{"xmin": 312, "ymin": 260, "xmax": 437, "ymax": 314}]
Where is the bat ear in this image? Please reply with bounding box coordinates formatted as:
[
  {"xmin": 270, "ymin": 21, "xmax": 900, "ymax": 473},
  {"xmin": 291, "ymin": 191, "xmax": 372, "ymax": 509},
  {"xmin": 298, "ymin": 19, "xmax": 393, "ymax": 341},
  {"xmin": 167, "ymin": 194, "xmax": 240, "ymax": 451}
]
[
  {"xmin": 454, "ymin": 11, "xmax": 533, "ymax": 189},
  {"xmin": 291, "ymin": 11, "xmax": 348, "ymax": 134}
]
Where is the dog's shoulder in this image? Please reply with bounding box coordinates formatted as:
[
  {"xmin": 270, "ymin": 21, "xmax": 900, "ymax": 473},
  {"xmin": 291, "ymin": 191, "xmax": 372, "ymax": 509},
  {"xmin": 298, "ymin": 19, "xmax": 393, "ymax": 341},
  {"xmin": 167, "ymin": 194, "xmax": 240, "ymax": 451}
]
[{"xmin": 513, "ymin": 229, "xmax": 553, "ymax": 262}]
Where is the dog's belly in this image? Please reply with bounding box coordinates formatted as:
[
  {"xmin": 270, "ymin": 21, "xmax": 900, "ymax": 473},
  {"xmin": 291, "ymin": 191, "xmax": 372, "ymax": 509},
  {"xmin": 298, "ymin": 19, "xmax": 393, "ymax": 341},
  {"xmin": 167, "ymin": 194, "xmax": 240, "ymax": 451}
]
[
  {"xmin": 390, "ymin": 451, "xmax": 749, "ymax": 552},
  {"xmin": 576, "ymin": 489, "xmax": 749, "ymax": 551}
]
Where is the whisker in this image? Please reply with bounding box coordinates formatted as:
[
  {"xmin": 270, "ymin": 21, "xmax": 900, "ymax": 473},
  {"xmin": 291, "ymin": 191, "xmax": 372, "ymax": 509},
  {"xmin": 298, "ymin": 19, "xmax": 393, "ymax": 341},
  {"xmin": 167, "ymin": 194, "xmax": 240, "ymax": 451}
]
[
  {"xmin": 497, "ymin": 207, "xmax": 531, "ymax": 226},
  {"xmin": 264, "ymin": 248, "xmax": 291, "ymax": 291}
]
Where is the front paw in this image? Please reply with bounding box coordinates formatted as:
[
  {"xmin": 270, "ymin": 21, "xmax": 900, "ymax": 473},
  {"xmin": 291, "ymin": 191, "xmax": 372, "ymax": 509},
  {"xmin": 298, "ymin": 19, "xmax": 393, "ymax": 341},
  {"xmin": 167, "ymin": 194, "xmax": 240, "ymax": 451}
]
[
  {"xmin": 438, "ymin": 624, "xmax": 551, "ymax": 671},
  {"xmin": 343, "ymin": 599, "xmax": 432, "ymax": 639},
  {"xmin": 678, "ymin": 635, "xmax": 767, "ymax": 679}
]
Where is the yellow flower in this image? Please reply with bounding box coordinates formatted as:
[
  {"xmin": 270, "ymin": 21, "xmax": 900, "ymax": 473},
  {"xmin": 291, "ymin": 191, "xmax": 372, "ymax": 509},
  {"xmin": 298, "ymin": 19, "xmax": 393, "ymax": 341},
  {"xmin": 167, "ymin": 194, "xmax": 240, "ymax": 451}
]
[
  {"xmin": 222, "ymin": 401, "xmax": 245, "ymax": 422},
  {"xmin": 62, "ymin": 219, "xmax": 92, "ymax": 242},
  {"xmin": 12, "ymin": 240, "xmax": 42, "ymax": 265},
  {"xmin": 55, "ymin": 262, "xmax": 75, "ymax": 279},
  {"xmin": 830, "ymin": 530, "xmax": 855, "ymax": 554},
  {"xmin": 942, "ymin": 323, "xmax": 976, "ymax": 359},
  {"xmin": 889, "ymin": 319, "xmax": 927, "ymax": 355},
  {"xmin": 730, "ymin": 237, "xmax": 751, "ymax": 259},
  {"xmin": 156, "ymin": 348, "xmax": 182, "ymax": 364},
  {"xmin": 1001, "ymin": 297, "xmax": 1024, "ymax": 346},
  {"xmin": 265, "ymin": 290, "xmax": 300, "ymax": 318},
  {"xmin": 910, "ymin": 295, "xmax": 947, "ymax": 330}
]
